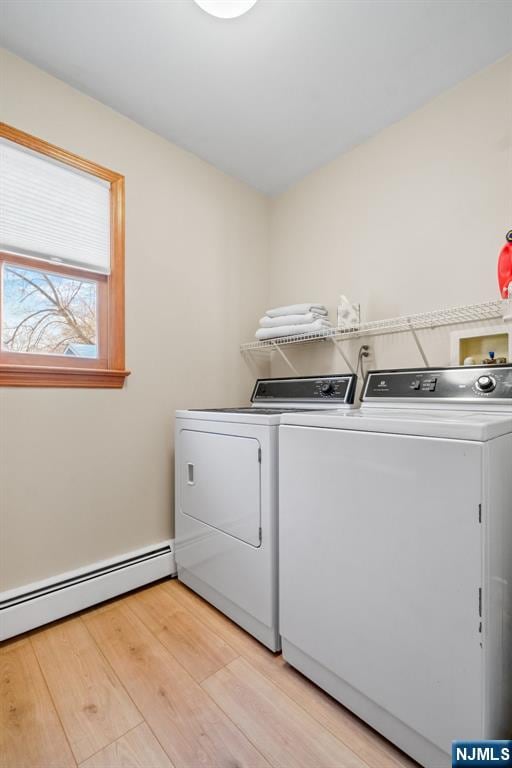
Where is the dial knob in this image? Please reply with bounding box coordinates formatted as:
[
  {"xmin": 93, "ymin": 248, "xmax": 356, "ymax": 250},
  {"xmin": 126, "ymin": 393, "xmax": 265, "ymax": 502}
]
[
  {"xmin": 475, "ymin": 375, "xmax": 496, "ymax": 392},
  {"xmin": 321, "ymin": 381, "xmax": 333, "ymax": 395}
]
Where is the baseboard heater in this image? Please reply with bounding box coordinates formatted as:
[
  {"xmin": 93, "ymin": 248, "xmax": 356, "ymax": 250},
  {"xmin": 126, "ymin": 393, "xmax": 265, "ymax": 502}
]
[{"xmin": 0, "ymin": 540, "xmax": 176, "ymax": 641}]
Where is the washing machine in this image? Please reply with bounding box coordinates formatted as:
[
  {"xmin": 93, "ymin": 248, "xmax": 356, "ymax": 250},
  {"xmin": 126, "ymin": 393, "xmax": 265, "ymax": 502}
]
[
  {"xmin": 279, "ymin": 364, "xmax": 512, "ymax": 767},
  {"xmin": 175, "ymin": 373, "xmax": 357, "ymax": 651}
]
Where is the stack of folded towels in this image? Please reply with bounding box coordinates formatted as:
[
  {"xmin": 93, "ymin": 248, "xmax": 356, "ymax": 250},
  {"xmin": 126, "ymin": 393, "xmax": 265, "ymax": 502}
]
[{"xmin": 255, "ymin": 303, "xmax": 332, "ymax": 340}]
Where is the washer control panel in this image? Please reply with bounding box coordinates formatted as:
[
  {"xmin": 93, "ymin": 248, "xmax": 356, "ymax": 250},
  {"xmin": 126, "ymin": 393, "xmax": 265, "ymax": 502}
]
[
  {"xmin": 363, "ymin": 364, "xmax": 512, "ymax": 402},
  {"xmin": 252, "ymin": 374, "xmax": 357, "ymax": 404}
]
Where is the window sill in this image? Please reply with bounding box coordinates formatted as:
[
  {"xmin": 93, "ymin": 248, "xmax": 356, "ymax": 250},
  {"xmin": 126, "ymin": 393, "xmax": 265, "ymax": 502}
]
[{"xmin": 0, "ymin": 364, "xmax": 130, "ymax": 388}]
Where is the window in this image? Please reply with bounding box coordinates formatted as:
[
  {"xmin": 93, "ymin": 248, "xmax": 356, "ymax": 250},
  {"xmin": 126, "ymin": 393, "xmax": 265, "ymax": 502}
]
[{"xmin": 0, "ymin": 123, "xmax": 128, "ymax": 387}]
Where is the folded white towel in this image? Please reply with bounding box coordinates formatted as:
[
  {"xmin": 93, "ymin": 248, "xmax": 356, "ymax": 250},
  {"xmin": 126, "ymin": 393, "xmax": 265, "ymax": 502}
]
[
  {"xmin": 259, "ymin": 312, "xmax": 327, "ymax": 328},
  {"xmin": 265, "ymin": 303, "xmax": 327, "ymax": 318},
  {"xmin": 255, "ymin": 319, "xmax": 332, "ymax": 341}
]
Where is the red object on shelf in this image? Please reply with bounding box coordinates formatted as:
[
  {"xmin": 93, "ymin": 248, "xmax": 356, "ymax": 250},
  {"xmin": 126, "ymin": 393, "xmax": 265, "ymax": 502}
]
[{"xmin": 497, "ymin": 231, "xmax": 512, "ymax": 298}]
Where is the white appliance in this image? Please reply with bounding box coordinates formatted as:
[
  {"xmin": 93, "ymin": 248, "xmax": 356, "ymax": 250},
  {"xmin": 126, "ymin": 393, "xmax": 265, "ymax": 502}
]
[
  {"xmin": 175, "ymin": 374, "xmax": 357, "ymax": 651},
  {"xmin": 279, "ymin": 364, "xmax": 512, "ymax": 767}
]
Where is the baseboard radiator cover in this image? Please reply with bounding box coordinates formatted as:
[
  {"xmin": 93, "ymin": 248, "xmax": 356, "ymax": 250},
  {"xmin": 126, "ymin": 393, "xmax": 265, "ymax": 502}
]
[{"xmin": 0, "ymin": 540, "xmax": 176, "ymax": 640}]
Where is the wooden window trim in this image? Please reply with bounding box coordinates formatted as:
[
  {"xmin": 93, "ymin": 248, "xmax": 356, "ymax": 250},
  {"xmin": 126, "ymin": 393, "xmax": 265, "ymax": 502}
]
[{"xmin": 0, "ymin": 123, "xmax": 130, "ymax": 388}]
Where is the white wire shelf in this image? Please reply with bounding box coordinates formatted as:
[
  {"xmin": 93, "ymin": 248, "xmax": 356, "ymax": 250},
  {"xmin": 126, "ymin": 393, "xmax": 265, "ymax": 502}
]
[{"xmin": 241, "ymin": 300, "xmax": 507, "ymax": 353}]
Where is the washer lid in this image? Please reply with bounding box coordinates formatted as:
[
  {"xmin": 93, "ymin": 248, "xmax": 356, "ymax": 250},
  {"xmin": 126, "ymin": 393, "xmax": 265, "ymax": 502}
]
[{"xmin": 280, "ymin": 407, "xmax": 512, "ymax": 441}]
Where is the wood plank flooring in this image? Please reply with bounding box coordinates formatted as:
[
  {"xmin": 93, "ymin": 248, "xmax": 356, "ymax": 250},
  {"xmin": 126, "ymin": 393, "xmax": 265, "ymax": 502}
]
[
  {"xmin": 0, "ymin": 579, "xmax": 419, "ymax": 768},
  {"xmin": 31, "ymin": 618, "xmax": 142, "ymax": 763}
]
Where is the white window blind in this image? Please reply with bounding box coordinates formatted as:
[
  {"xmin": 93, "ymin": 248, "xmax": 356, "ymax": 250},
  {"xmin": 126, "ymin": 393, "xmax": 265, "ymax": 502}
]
[{"xmin": 0, "ymin": 138, "xmax": 111, "ymax": 275}]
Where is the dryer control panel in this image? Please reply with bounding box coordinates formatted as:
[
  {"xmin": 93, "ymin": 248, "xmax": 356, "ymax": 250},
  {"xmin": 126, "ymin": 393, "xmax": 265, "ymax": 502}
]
[
  {"xmin": 251, "ymin": 374, "xmax": 357, "ymax": 404},
  {"xmin": 363, "ymin": 364, "xmax": 512, "ymax": 402}
]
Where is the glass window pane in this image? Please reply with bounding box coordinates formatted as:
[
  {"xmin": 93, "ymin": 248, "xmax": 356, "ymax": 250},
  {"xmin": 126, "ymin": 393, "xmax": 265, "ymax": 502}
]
[{"xmin": 1, "ymin": 262, "xmax": 98, "ymax": 358}]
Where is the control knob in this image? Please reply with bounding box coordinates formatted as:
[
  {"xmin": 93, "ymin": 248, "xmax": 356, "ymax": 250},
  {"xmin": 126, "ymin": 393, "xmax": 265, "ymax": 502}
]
[
  {"xmin": 320, "ymin": 381, "xmax": 334, "ymax": 395},
  {"xmin": 475, "ymin": 375, "xmax": 496, "ymax": 393}
]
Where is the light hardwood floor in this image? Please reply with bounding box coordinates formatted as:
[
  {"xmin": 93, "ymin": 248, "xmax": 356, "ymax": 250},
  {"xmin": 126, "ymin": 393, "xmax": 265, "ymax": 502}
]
[{"xmin": 1, "ymin": 579, "xmax": 419, "ymax": 768}]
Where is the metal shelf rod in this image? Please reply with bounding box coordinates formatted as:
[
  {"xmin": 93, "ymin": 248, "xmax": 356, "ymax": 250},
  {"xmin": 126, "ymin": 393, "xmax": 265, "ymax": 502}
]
[
  {"xmin": 407, "ymin": 318, "xmax": 430, "ymax": 367},
  {"xmin": 329, "ymin": 337, "xmax": 356, "ymax": 374},
  {"xmin": 241, "ymin": 300, "xmax": 506, "ymax": 356},
  {"xmin": 270, "ymin": 341, "xmax": 300, "ymax": 375}
]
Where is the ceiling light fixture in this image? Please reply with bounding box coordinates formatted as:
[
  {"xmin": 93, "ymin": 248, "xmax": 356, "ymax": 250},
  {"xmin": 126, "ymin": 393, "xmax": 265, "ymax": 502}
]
[{"xmin": 193, "ymin": 0, "xmax": 258, "ymax": 19}]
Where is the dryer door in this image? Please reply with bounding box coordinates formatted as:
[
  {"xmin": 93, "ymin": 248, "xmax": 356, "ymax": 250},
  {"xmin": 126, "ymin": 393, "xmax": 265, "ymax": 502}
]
[{"xmin": 180, "ymin": 429, "xmax": 261, "ymax": 547}]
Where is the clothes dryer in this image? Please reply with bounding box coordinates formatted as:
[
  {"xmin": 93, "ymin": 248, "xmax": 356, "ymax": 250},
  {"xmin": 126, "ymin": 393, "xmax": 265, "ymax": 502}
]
[{"xmin": 175, "ymin": 374, "xmax": 357, "ymax": 650}]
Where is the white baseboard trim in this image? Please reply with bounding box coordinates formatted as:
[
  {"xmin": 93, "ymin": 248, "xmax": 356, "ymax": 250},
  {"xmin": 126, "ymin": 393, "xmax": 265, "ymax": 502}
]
[{"xmin": 0, "ymin": 540, "xmax": 176, "ymax": 640}]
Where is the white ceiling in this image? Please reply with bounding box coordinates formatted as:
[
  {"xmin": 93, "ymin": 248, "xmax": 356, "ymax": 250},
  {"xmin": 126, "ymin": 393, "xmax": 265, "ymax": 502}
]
[{"xmin": 1, "ymin": 0, "xmax": 511, "ymax": 194}]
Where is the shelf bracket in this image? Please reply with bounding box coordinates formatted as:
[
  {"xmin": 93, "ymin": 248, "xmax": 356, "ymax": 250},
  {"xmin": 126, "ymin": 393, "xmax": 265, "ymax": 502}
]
[
  {"xmin": 241, "ymin": 349, "xmax": 261, "ymax": 379},
  {"xmin": 407, "ymin": 319, "xmax": 430, "ymax": 367},
  {"xmin": 329, "ymin": 337, "xmax": 356, "ymax": 374},
  {"xmin": 270, "ymin": 342, "xmax": 300, "ymax": 375}
]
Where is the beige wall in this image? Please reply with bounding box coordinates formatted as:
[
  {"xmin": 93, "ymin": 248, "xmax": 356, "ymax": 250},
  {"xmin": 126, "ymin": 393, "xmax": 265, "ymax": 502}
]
[
  {"xmin": 268, "ymin": 54, "xmax": 512, "ymax": 379},
  {"xmin": 1, "ymin": 49, "xmax": 511, "ymax": 593},
  {"xmin": 0, "ymin": 48, "xmax": 269, "ymax": 591}
]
